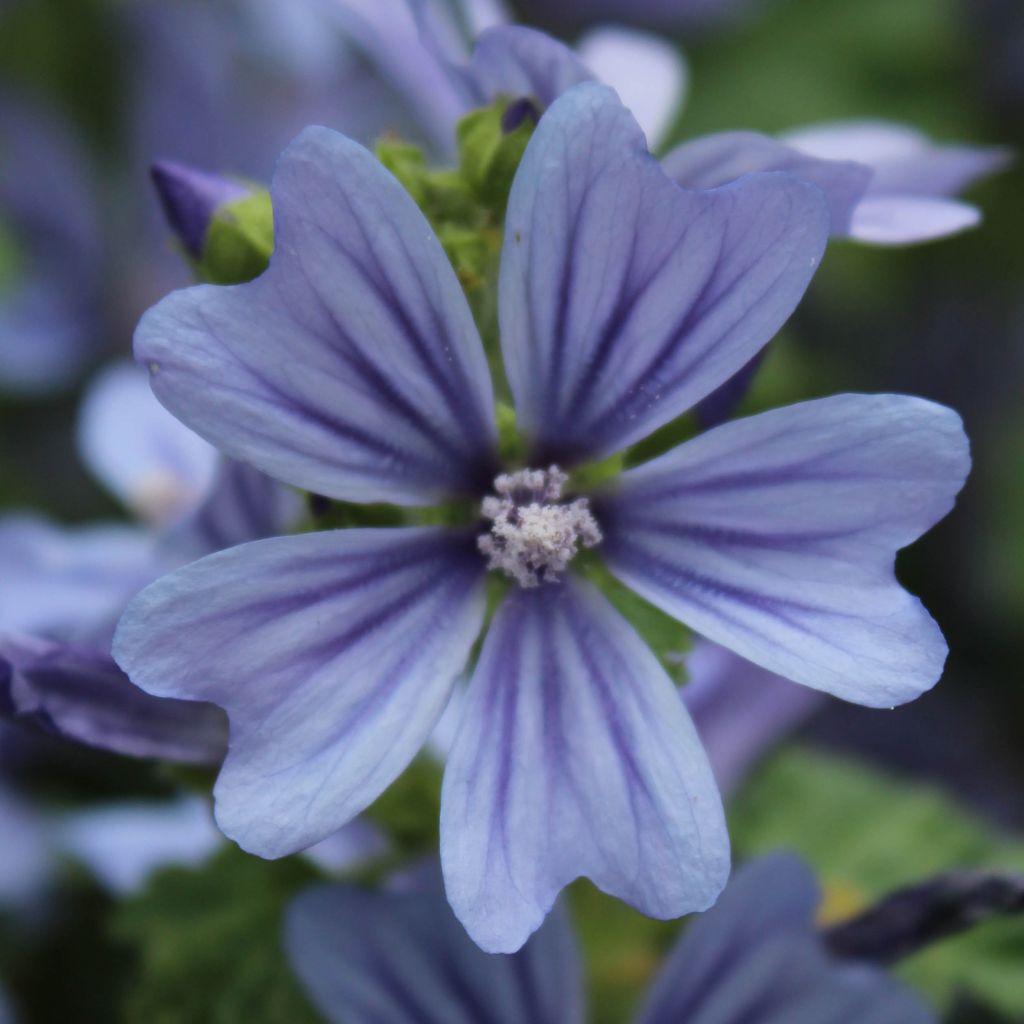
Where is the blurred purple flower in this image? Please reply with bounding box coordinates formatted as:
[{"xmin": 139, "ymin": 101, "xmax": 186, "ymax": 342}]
[
  {"xmin": 116, "ymin": 85, "xmax": 967, "ymax": 950},
  {"xmin": 329, "ymin": 0, "xmax": 687, "ymax": 151},
  {"xmin": 664, "ymin": 122, "xmax": 1011, "ymax": 246},
  {"xmin": 682, "ymin": 641, "xmax": 825, "ymax": 795},
  {"xmin": 0, "ymin": 363, "xmax": 299, "ymax": 763},
  {"xmin": 0, "ymin": 94, "xmax": 104, "ymax": 393},
  {"xmin": 284, "ymin": 854, "xmax": 935, "ymax": 1023}
]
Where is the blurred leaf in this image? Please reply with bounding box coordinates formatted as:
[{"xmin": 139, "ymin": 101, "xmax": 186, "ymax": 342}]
[
  {"xmin": 731, "ymin": 746, "xmax": 1024, "ymax": 1015},
  {"xmin": 112, "ymin": 846, "xmax": 322, "ymax": 1024}
]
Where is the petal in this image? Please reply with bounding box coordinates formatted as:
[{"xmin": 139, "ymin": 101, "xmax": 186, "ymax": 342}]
[
  {"xmin": 1, "ymin": 634, "xmax": 227, "ymax": 765},
  {"xmin": 847, "ymin": 195, "xmax": 980, "ymax": 246},
  {"xmin": 441, "ymin": 576, "xmax": 728, "ymax": 953},
  {"xmin": 637, "ymin": 854, "xmax": 934, "ymax": 1024},
  {"xmin": 114, "ymin": 528, "xmax": 487, "ymax": 857},
  {"xmin": 135, "ymin": 126, "xmax": 498, "ymax": 507},
  {"xmin": 162, "ymin": 458, "xmax": 303, "ymax": 560},
  {"xmin": 284, "ymin": 871, "xmax": 583, "ymax": 1024},
  {"xmin": 575, "ymin": 27, "xmax": 688, "ymax": 150},
  {"xmin": 783, "ymin": 120, "xmax": 1012, "ymax": 197},
  {"xmin": 77, "ymin": 362, "xmax": 218, "ymax": 527},
  {"xmin": 466, "ymin": 26, "xmax": 593, "ymax": 108},
  {"xmin": 0, "ymin": 516, "xmax": 159, "ymax": 647},
  {"xmin": 598, "ymin": 394, "xmax": 970, "ymax": 706},
  {"xmin": 499, "ymin": 83, "xmax": 829, "ymax": 465},
  {"xmin": 662, "ymin": 130, "xmax": 871, "ymax": 235},
  {"xmin": 682, "ymin": 641, "xmax": 824, "ymax": 794},
  {"xmin": 54, "ymin": 796, "xmax": 223, "ymax": 894}
]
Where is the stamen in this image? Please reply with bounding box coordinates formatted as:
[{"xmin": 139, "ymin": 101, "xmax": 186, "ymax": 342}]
[{"xmin": 478, "ymin": 465, "xmax": 601, "ymax": 588}]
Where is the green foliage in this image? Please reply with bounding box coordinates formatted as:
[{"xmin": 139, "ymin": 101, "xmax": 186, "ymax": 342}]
[
  {"xmin": 197, "ymin": 189, "xmax": 275, "ymax": 285},
  {"xmin": 731, "ymin": 746, "xmax": 1024, "ymax": 1015},
  {"xmin": 456, "ymin": 100, "xmax": 536, "ymax": 216},
  {"xmin": 111, "ymin": 847, "xmax": 322, "ymax": 1024}
]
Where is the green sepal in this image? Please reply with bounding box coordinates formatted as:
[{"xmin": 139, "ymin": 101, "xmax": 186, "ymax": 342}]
[
  {"xmin": 456, "ymin": 99, "xmax": 536, "ymax": 216},
  {"xmin": 197, "ymin": 188, "xmax": 274, "ymax": 285}
]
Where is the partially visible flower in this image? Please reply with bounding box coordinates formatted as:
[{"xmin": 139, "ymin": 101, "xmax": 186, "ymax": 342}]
[
  {"xmin": 284, "ymin": 854, "xmax": 936, "ymax": 1023},
  {"xmin": 116, "ymin": 85, "xmax": 967, "ymax": 951},
  {"xmin": 663, "ymin": 121, "xmax": 1011, "ymax": 246},
  {"xmin": 0, "ymin": 363, "xmax": 298, "ymax": 763},
  {"xmin": 682, "ymin": 642, "xmax": 825, "ymax": 796},
  {"xmin": 0, "ymin": 93, "xmax": 104, "ymax": 393},
  {"xmin": 328, "ymin": 0, "xmax": 687, "ymax": 151}
]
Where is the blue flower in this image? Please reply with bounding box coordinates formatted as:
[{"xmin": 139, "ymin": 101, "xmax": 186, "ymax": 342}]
[
  {"xmin": 0, "ymin": 362, "xmax": 298, "ymax": 763},
  {"xmin": 114, "ymin": 83, "xmax": 969, "ymax": 951},
  {"xmin": 283, "ymin": 854, "xmax": 936, "ymax": 1023}
]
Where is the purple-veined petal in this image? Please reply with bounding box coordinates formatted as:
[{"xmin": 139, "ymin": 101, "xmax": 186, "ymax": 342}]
[
  {"xmin": 466, "ymin": 26, "xmax": 593, "ymax": 108},
  {"xmin": 499, "ymin": 83, "xmax": 829, "ymax": 466},
  {"xmin": 161, "ymin": 458, "xmax": 303, "ymax": 560},
  {"xmin": 575, "ymin": 27, "xmax": 687, "ymax": 149},
  {"xmin": 53, "ymin": 796, "xmax": 223, "ymax": 894},
  {"xmin": 782, "ymin": 120, "xmax": 1012, "ymax": 198},
  {"xmin": 682, "ymin": 641, "xmax": 824, "ymax": 794},
  {"xmin": 598, "ymin": 394, "xmax": 970, "ymax": 707},
  {"xmin": 441, "ymin": 576, "xmax": 728, "ymax": 953},
  {"xmin": 284, "ymin": 869, "xmax": 583, "ymax": 1024},
  {"xmin": 847, "ymin": 196, "xmax": 980, "ymax": 246},
  {"xmin": 662, "ymin": 130, "xmax": 871, "ymax": 235},
  {"xmin": 636, "ymin": 853, "xmax": 935, "ymax": 1024},
  {"xmin": 114, "ymin": 528, "xmax": 487, "ymax": 857},
  {"xmin": 0, "ymin": 516, "xmax": 160, "ymax": 647},
  {"xmin": 1, "ymin": 634, "xmax": 228, "ymax": 765},
  {"xmin": 135, "ymin": 126, "xmax": 498, "ymax": 507},
  {"xmin": 77, "ymin": 362, "xmax": 218, "ymax": 527}
]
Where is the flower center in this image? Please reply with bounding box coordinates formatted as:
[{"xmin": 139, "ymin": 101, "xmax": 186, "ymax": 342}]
[{"xmin": 478, "ymin": 466, "xmax": 601, "ymax": 588}]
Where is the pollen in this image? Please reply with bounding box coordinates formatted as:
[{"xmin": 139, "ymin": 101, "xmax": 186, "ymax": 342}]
[{"xmin": 478, "ymin": 466, "xmax": 601, "ymax": 588}]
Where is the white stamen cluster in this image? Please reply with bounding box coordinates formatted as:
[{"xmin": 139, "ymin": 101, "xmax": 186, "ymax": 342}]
[{"xmin": 478, "ymin": 466, "xmax": 601, "ymax": 588}]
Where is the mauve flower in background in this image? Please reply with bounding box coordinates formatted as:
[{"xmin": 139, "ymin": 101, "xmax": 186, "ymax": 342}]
[
  {"xmin": 0, "ymin": 94, "xmax": 104, "ymax": 393},
  {"xmin": 0, "ymin": 363, "xmax": 299, "ymax": 764},
  {"xmin": 663, "ymin": 121, "xmax": 1011, "ymax": 246},
  {"xmin": 115, "ymin": 83, "xmax": 967, "ymax": 951},
  {"xmin": 328, "ymin": 0, "xmax": 687, "ymax": 153},
  {"xmin": 284, "ymin": 854, "xmax": 935, "ymax": 1023}
]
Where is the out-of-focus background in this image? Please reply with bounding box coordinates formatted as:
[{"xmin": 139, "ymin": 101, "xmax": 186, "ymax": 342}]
[{"xmin": 1, "ymin": 1, "xmax": 1022, "ymax": 1021}]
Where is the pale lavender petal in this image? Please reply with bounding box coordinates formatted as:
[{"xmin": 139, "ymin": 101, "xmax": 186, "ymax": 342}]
[
  {"xmin": 847, "ymin": 196, "xmax": 980, "ymax": 246},
  {"xmin": 114, "ymin": 528, "xmax": 487, "ymax": 857},
  {"xmin": 637, "ymin": 853, "xmax": 935, "ymax": 1024},
  {"xmin": 574, "ymin": 27, "xmax": 687, "ymax": 149},
  {"xmin": 136, "ymin": 126, "xmax": 497, "ymax": 506},
  {"xmin": 0, "ymin": 516, "xmax": 159, "ymax": 647},
  {"xmin": 162, "ymin": 458, "xmax": 302, "ymax": 560},
  {"xmin": 1, "ymin": 634, "xmax": 228, "ymax": 765},
  {"xmin": 77, "ymin": 362, "xmax": 218, "ymax": 527},
  {"xmin": 599, "ymin": 394, "xmax": 970, "ymax": 706},
  {"xmin": 441, "ymin": 577, "xmax": 728, "ymax": 953},
  {"xmin": 53, "ymin": 796, "xmax": 223, "ymax": 894},
  {"xmin": 683, "ymin": 641, "xmax": 824, "ymax": 794},
  {"xmin": 284, "ymin": 870, "xmax": 583, "ymax": 1024},
  {"xmin": 782, "ymin": 120, "xmax": 1012, "ymax": 197},
  {"xmin": 500, "ymin": 84, "xmax": 828, "ymax": 466},
  {"xmin": 662, "ymin": 131, "xmax": 871, "ymax": 235},
  {"xmin": 466, "ymin": 26, "xmax": 593, "ymax": 108}
]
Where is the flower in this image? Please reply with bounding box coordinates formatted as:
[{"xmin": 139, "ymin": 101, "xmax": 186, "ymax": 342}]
[
  {"xmin": 114, "ymin": 82, "xmax": 969, "ymax": 952},
  {"xmin": 283, "ymin": 854, "xmax": 936, "ymax": 1024},
  {"xmin": 663, "ymin": 121, "xmax": 1011, "ymax": 245},
  {"xmin": 0, "ymin": 362, "xmax": 298, "ymax": 764}
]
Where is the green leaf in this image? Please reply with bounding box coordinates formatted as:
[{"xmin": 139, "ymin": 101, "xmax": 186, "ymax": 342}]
[
  {"xmin": 111, "ymin": 846, "xmax": 323, "ymax": 1024},
  {"xmin": 198, "ymin": 189, "xmax": 274, "ymax": 285},
  {"xmin": 731, "ymin": 746, "xmax": 1024, "ymax": 1015},
  {"xmin": 456, "ymin": 100, "xmax": 535, "ymax": 217}
]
